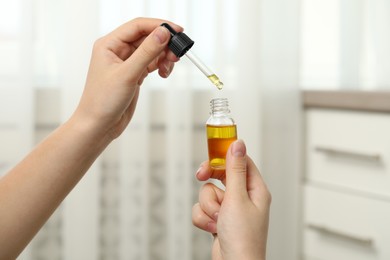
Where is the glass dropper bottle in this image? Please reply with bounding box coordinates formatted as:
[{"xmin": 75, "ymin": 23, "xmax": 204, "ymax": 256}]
[
  {"xmin": 206, "ymin": 98, "xmax": 237, "ymax": 169},
  {"xmin": 161, "ymin": 23, "xmax": 224, "ymax": 90}
]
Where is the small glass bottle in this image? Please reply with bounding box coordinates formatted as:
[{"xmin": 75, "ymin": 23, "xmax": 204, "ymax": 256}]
[{"xmin": 206, "ymin": 98, "xmax": 238, "ymax": 169}]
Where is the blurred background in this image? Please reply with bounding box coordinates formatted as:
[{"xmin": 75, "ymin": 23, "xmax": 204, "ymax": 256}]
[{"xmin": 0, "ymin": 0, "xmax": 390, "ymax": 259}]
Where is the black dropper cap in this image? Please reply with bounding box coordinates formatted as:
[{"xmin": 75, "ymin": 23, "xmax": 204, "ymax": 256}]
[{"xmin": 161, "ymin": 23, "xmax": 194, "ymax": 58}]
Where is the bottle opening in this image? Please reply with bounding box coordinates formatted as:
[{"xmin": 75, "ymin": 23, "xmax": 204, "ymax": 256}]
[{"xmin": 210, "ymin": 98, "xmax": 230, "ymax": 115}]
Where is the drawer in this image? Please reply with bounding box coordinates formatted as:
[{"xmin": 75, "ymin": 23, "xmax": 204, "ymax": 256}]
[
  {"xmin": 306, "ymin": 109, "xmax": 390, "ymax": 196},
  {"xmin": 303, "ymin": 185, "xmax": 390, "ymax": 260}
]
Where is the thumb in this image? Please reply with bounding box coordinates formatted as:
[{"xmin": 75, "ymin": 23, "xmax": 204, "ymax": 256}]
[
  {"xmin": 225, "ymin": 139, "xmax": 248, "ymax": 200},
  {"xmin": 123, "ymin": 26, "xmax": 171, "ymax": 79}
]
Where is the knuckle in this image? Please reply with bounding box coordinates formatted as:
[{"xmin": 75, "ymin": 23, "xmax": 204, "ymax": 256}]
[
  {"xmin": 263, "ymin": 189, "xmax": 272, "ymax": 205},
  {"xmin": 203, "ymin": 182, "xmax": 214, "ymax": 190},
  {"xmin": 192, "ymin": 202, "xmax": 200, "ymax": 212},
  {"xmin": 200, "ymin": 183, "xmax": 213, "ymax": 194},
  {"xmin": 93, "ymin": 36, "xmax": 105, "ymax": 49},
  {"xmin": 229, "ymin": 165, "xmax": 247, "ymax": 176},
  {"xmin": 204, "ymin": 200, "xmax": 217, "ymax": 213},
  {"xmin": 230, "ymin": 157, "xmax": 247, "ymax": 173},
  {"xmin": 192, "ymin": 214, "xmax": 201, "ymax": 226},
  {"xmin": 131, "ymin": 17, "xmax": 144, "ymax": 23},
  {"xmin": 92, "ymin": 37, "xmax": 108, "ymax": 55},
  {"xmin": 191, "ymin": 212, "xmax": 204, "ymax": 227},
  {"xmin": 139, "ymin": 43, "xmax": 157, "ymax": 59}
]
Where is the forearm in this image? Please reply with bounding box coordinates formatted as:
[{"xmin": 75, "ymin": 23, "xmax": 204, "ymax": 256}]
[
  {"xmin": 0, "ymin": 17, "xmax": 178, "ymax": 259},
  {"xmin": 0, "ymin": 114, "xmax": 112, "ymax": 259}
]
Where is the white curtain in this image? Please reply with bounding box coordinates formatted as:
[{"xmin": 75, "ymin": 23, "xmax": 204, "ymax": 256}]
[
  {"xmin": 0, "ymin": 0, "xmax": 34, "ymax": 258},
  {"xmin": 0, "ymin": 0, "xmax": 34, "ymax": 177},
  {"xmin": 300, "ymin": 0, "xmax": 390, "ymax": 90}
]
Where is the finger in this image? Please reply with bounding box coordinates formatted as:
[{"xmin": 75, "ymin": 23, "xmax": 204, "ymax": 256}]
[
  {"xmin": 143, "ymin": 50, "xmax": 168, "ymax": 74},
  {"xmin": 122, "ymin": 26, "xmax": 171, "ymax": 80},
  {"xmin": 158, "ymin": 60, "xmax": 174, "ymax": 78},
  {"xmin": 211, "ymin": 237, "xmax": 223, "ymax": 260},
  {"xmin": 195, "ymin": 161, "xmax": 211, "ymax": 181},
  {"xmin": 110, "ymin": 17, "xmax": 182, "ymax": 45},
  {"xmin": 199, "ymin": 183, "xmax": 224, "ymax": 222},
  {"xmin": 143, "ymin": 46, "xmax": 178, "ymax": 76},
  {"xmin": 137, "ymin": 70, "xmax": 149, "ymax": 85},
  {"xmin": 192, "ymin": 203, "xmax": 217, "ymax": 233},
  {"xmin": 224, "ymin": 139, "xmax": 249, "ymax": 200},
  {"xmin": 131, "ymin": 36, "xmax": 179, "ymax": 63},
  {"xmin": 166, "ymin": 51, "xmax": 180, "ymax": 62},
  {"xmin": 246, "ymin": 156, "xmax": 272, "ymax": 209},
  {"xmin": 195, "ymin": 161, "xmax": 226, "ymax": 184}
]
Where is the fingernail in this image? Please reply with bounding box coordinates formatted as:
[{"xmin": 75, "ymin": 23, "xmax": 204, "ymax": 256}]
[
  {"xmin": 155, "ymin": 26, "xmax": 170, "ymax": 44},
  {"xmin": 195, "ymin": 166, "xmax": 202, "ymax": 177},
  {"xmin": 231, "ymin": 139, "xmax": 246, "ymax": 157},
  {"xmin": 164, "ymin": 61, "xmax": 171, "ymax": 76}
]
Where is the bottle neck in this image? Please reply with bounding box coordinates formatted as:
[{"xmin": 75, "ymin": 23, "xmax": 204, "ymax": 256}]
[{"xmin": 210, "ymin": 98, "xmax": 230, "ymax": 116}]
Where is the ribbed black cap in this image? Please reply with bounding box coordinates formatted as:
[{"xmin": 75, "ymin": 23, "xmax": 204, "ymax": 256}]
[{"xmin": 161, "ymin": 23, "xmax": 194, "ymax": 58}]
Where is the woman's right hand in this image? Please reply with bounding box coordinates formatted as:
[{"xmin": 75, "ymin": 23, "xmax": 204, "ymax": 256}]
[
  {"xmin": 192, "ymin": 140, "xmax": 271, "ymax": 260},
  {"xmin": 74, "ymin": 17, "xmax": 181, "ymax": 140}
]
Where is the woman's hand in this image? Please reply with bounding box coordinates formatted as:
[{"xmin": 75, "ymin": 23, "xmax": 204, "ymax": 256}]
[
  {"xmin": 192, "ymin": 140, "xmax": 271, "ymax": 260},
  {"xmin": 0, "ymin": 18, "xmax": 183, "ymax": 260},
  {"xmin": 74, "ymin": 17, "xmax": 181, "ymax": 139}
]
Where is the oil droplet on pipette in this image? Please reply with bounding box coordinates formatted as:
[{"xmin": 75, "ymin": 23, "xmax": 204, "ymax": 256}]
[{"xmin": 207, "ymin": 74, "xmax": 224, "ymax": 90}]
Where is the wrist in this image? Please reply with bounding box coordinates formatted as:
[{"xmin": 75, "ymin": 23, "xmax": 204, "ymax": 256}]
[
  {"xmin": 228, "ymin": 254, "xmax": 264, "ymax": 260},
  {"xmin": 66, "ymin": 111, "xmax": 114, "ymax": 148},
  {"xmin": 223, "ymin": 247, "xmax": 266, "ymax": 260}
]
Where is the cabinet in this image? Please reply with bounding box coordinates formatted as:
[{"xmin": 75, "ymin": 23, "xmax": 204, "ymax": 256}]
[{"xmin": 302, "ymin": 91, "xmax": 390, "ymax": 260}]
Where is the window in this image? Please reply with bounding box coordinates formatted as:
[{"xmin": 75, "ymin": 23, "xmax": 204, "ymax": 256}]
[{"xmin": 300, "ymin": 0, "xmax": 389, "ymax": 90}]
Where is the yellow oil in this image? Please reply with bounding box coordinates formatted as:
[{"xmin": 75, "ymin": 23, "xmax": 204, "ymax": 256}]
[
  {"xmin": 207, "ymin": 74, "xmax": 224, "ymax": 90},
  {"xmin": 207, "ymin": 124, "xmax": 237, "ymax": 169}
]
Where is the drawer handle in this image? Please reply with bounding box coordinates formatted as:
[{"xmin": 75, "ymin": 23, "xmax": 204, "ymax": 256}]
[
  {"xmin": 307, "ymin": 223, "xmax": 374, "ymax": 246},
  {"xmin": 315, "ymin": 146, "xmax": 382, "ymax": 162}
]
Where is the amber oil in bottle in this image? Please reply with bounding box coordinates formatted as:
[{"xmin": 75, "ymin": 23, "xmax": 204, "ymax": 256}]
[{"xmin": 206, "ymin": 98, "xmax": 237, "ymax": 169}]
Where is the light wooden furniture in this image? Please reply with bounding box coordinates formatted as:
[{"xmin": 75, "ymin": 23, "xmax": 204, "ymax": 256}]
[{"xmin": 302, "ymin": 91, "xmax": 390, "ymax": 260}]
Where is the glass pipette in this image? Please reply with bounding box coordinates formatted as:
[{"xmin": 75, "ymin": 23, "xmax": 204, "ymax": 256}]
[
  {"xmin": 185, "ymin": 50, "xmax": 224, "ymax": 90},
  {"xmin": 161, "ymin": 23, "xmax": 224, "ymax": 90}
]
